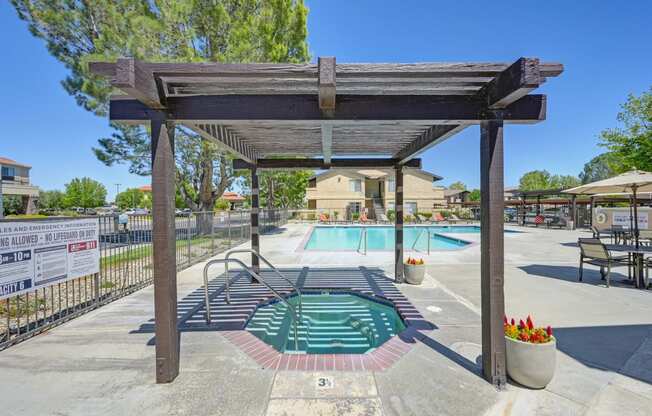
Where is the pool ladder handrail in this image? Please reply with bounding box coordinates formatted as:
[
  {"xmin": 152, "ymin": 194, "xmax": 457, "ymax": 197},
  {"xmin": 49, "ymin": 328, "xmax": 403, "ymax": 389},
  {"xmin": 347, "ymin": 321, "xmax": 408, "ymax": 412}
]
[
  {"xmin": 357, "ymin": 227, "xmax": 367, "ymax": 255},
  {"xmin": 411, "ymin": 228, "xmax": 431, "ymax": 254},
  {"xmin": 224, "ymin": 249, "xmax": 302, "ymax": 319},
  {"xmin": 202, "ymin": 256, "xmax": 300, "ymax": 351}
]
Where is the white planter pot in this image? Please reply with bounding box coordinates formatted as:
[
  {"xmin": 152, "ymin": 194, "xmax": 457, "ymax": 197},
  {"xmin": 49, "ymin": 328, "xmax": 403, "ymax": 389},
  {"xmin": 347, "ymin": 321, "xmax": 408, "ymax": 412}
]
[
  {"xmin": 505, "ymin": 336, "xmax": 556, "ymax": 389},
  {"xmin": 404, "ymin": 264, "xmax": 426, "ymax": 285}
]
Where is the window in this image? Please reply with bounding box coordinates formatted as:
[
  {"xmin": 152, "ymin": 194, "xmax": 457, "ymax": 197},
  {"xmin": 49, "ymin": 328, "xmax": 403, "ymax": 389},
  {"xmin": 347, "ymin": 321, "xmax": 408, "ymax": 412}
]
[
  {"xmin": 308, "ymin": 199, "xmax": 316, "ymax": 209},
  {"xmin": 388, "ymin": 179, "xmax": 396, "ymax": 192},
  {"xmin": 405, "ymin": 202, "xmax": 417, "ymax": 215},
  {"xmin": 1, "ymin": 166, "xmax": 16, "ymax": 179},
  {"xmin": 349, "ymin": 179, "xmax": 362, "ymax": 192}
]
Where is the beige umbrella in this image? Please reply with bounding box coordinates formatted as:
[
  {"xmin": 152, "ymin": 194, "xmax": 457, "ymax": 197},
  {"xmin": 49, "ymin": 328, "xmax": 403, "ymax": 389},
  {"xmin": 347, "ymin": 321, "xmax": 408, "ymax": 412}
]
[{"xmin": 565, "ymin": 170, "xmax": 652, "ymax": 247}]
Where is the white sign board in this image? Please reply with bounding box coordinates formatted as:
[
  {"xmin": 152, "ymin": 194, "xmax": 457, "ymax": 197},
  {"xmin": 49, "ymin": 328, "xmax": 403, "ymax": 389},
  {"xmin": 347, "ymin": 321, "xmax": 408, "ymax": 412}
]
[
  {"xmin": 613, "ymin": 211, "xmax": 649, "ymax": 229},
  {"xmin": 0, "ymin": 218, "xmax": 100, "ymax": 299}
]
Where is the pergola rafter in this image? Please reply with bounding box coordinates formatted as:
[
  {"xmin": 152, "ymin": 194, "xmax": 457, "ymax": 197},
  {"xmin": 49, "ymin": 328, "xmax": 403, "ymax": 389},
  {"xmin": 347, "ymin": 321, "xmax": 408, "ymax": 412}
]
[{"xmin": 90, "ymin": 56, "xmax": 563, "ymax": 388}]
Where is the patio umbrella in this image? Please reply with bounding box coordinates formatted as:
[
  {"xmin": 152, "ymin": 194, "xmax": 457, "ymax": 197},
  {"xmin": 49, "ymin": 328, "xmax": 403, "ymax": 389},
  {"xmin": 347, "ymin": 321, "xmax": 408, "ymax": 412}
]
[{"xmin": 564, "ymin": 170, "xmax": 652, "ymax": 247}]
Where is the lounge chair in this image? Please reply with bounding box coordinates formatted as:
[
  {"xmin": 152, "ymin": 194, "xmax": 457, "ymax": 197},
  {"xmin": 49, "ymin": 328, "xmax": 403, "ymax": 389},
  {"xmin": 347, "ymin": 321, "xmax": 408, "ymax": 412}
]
[
  {"xmin": 360, "ymin": 212, "xmax": 368, "ymax": 223},
  {"xmin": 319, "ymin": 213, "xmax": 329, "ymax": 223},
  {"xmin": 433, "ymin": 212, "xmax": 445, "ymax": 223},
  {"xmin": 378, "ymin": 213, "xmax": 390, "ymax": 223},
  {"xmin": 448, "ymin": 214, "xmax": 463, "ymax": 224},
  {"xmin": 578, "ymin": 238, "xmax": 630, "ymax": 287}
]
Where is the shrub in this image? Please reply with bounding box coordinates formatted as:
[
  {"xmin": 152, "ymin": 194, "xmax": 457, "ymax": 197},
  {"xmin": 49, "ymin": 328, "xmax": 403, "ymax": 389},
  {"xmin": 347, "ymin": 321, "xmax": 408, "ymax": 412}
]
[
  {"xmin": 352, "ymin": 212, "xmax": 360, "ymax": 221},
  {"xmin": 504, "ymin": 315, "xmax": 553, "ymax": 344},
  {"xmin": 418, "ymin": 212, "xmax": 433, "ymax": 219},
  {"xmin": 387, "ymin": 209, "xmax": 396, "ymax": 221},
  {"xmin": 404, "ymin": 214, "xmax": 414, "ymax": 223}
]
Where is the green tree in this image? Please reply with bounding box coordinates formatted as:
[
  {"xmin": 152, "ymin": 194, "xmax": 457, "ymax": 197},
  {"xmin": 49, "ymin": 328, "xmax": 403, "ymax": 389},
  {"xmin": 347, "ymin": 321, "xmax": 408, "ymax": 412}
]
[
  {"xmin": 63, "ymin": 177, "xmax": 107, "ymax": 209},
  {"xmin": 468, "ymin": 189, "xmax": 481, "ymax": 202},
  {"xmin": 115, "ymin": 188, "xmax": 149, "ymax": 210},
  {"xmin": 12, "ymin": 0, "xmax": 310, "ymax": 214},
  {"xmin": 579, "ymin": 153, "xmax": 617, "ymax": 184},
  {"xmin": 214, "ymin": 198, "xmax": 231, "ymax": 211},
  {"xmin": 448, "ymin": 181, "xmax": 467, "ymax": 191},
  {"xmin": 599, "ymin": 87, "xmax": 652, "ymax": 172},
  {"xmin": 549, "ymin": 174, "xmax": 581, "ymax": 190},
  {"xmin": 518, "ymin": 170, "xmax": 552, "ymax": 191},
  {"xmin": 260, "ymin": 170, "xmax": 313, "ymax": 208},
  {"xmin": 2, "ymin": 195, "xmax": 23, "ymax": 216},
  {"xmin": 38, "ymin": 190, "xmax": 65, "ymax": 211}
]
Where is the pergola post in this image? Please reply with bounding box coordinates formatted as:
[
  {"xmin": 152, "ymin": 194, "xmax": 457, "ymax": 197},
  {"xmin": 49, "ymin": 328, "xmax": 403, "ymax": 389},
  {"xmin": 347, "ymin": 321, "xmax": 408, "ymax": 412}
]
[
  {"xmin": 589, "ymin": 196, "xmax": 595, "ymax": 226},
  {"xmin": 151, "ymin": 117, "xmax": 179, "ymax": 383},
  {"xmin": 250, "ymin": 165, "xmax": 260, "ymax": 278},
  {"xmin": 571, "ymin": 195, "xmax": 577, "ymax": 229},
  {"xmin": 480, "ymin": 119, "xmax": 507, "ymax": 387},
  {"xmin": 394, "ymin": 165, "xmax": 404, "ymax": 283}
]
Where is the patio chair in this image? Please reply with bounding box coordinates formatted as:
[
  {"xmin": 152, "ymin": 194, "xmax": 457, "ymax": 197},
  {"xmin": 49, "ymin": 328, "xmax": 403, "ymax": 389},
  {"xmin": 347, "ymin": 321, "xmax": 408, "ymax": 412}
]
[
  {"xmin": 378, "ymin": 213, "xmax": 390, "ymax": 223},
  {"xmin": 578, "ymin": 238, "xmax": 630, "ymax": 287}
]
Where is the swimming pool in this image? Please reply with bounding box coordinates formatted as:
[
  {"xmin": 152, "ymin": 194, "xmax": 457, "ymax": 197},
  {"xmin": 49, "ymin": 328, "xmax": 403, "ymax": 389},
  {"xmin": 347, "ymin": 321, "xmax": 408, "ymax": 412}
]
[
  {"xmin": 246, "ymin": 291, "xmax": 406, "ymax": 354},
  {"xmin": 304, "ymin": 226, "xmax": 473, "ymax": 251}
]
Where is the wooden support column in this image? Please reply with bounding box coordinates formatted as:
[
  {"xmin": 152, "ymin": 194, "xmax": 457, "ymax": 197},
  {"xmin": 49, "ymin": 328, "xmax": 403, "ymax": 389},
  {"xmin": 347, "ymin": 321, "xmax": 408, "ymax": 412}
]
[
  {"xmin": 151, "ymin": 117, "xmax": 179, "ymax": 383},
  {"xmin": 480, "ymin": 119, "xmax": 507, "ymax": 388},
  {"xmin": 571, "ymin": 195, "xmax": 577, "ymax": 230},
  {"xmin": 394, "ymin": 165, "xmax": 404, "ymax": 283},
  {"xmin": 251, "ymin": 165, "xmax": 260, "ymax": 279},
  {"xmin": 589, "ymin": 196, "xmax": 595, "ymax": 226}
]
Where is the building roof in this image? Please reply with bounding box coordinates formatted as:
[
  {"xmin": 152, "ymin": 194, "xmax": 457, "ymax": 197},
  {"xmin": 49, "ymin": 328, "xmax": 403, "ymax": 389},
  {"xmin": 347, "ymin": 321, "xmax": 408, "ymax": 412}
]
[
  {"xmin": 138, "ymin": 185, "xmax": 152, "ymax": 192},
  {"xmin": 444, "ymin": 189, "xmax": 469, "ymax": 197},
  {"xmin": 0, "ymin": 157, "xmax": 31, "ymax": 168},
  {"xmin": 310, "ymin": 168, "xmax": 442, "ymax": 182},
  {"xmin": 222, "ymin": 191, "xmax": 245, "ymax": 202}
]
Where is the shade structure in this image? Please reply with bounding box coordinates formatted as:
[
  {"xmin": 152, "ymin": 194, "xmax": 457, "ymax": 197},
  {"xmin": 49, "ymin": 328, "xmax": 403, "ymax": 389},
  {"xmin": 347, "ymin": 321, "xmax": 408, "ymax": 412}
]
[
  {"xmin": 90, "ymin": 56, "xmax": 563, "ymax": 387},
  {"xmin": 564, "ymin": 170, "xmax": 652, "ymax": 195},
  {"xmin": 565, "ymin": 170, "xmax": 652, "ymax": 246}
]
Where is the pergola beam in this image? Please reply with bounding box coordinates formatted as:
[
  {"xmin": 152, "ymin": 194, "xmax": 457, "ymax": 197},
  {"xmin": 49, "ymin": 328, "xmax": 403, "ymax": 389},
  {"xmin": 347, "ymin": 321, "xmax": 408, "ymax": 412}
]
[
  {"xmin": 109, "ymin": 94, "xmax": 546, "ymax": 123},
  {"xmin": 318, "ymin": 57, "xmax": 336, "ymax": 114},
  {"xmin": 190, "ymin": 124, "xmax": 260, "ymax": 163},
  {"xmin": 479, "ymin": 58, "xmax": 541, "ymax": 109},
  {"xmin": 321, "ymin": 124, "xmax": 333, "ymax": 165},
  {"xmin": 394, "ymin": 124, "xmax": 468, "ymax": 163},
  {"xmin": 233, "ymin": 158, "xmax": 421, "ymax": 171},
  {"xmin": 114, "ymin": 58, "xmax": 165, "ymax": 109}
]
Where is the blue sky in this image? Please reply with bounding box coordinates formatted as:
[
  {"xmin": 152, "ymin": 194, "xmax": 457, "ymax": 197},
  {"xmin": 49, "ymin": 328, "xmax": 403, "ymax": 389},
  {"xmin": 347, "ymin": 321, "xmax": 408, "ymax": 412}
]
[{"xmin": 1, "ymin": 1, "xmax": 651, "ymax": 200}]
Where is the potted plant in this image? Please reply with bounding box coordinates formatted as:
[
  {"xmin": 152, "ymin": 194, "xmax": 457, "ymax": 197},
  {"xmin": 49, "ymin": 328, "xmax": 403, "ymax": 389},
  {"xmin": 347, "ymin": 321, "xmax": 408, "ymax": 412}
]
[
  {"xmin": 404, "ymin": 257, "xmax": 426, "ymax": 285},
  {"xmin": 504, "ymin": 315, "xmax": 556, "ymax": 388}
]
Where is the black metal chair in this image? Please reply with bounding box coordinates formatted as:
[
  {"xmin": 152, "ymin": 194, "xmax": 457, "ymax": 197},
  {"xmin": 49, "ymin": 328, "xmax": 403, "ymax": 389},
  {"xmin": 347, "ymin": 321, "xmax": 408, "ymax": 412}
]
[{"xmin": 578, "ymin": 238, "xmax": 630, "ymax": 287}]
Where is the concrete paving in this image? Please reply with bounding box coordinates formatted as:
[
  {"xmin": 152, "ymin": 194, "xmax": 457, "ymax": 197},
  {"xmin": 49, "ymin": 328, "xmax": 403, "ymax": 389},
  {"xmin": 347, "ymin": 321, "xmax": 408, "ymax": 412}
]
[{"xmin": 1, "ymin": 222, "xmax": 651, "ymax": 415}]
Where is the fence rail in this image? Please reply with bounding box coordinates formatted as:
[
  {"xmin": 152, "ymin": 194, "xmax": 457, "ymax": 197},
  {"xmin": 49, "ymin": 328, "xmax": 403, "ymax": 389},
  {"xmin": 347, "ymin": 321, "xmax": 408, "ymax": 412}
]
[{"xmin": 0, "ymin": 209, "xmax": 288, "ymax": 350}]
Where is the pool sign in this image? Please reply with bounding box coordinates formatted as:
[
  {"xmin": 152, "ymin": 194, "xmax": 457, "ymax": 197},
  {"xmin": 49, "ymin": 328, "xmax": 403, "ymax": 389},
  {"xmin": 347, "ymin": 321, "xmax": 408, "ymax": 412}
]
[
  {"xmin": 612, "ymin": 211, "xmax": 648, "ymax": 229},
  {"xmin": 0, "ymin": 218, "xmax": 100, "ymax": 299}
]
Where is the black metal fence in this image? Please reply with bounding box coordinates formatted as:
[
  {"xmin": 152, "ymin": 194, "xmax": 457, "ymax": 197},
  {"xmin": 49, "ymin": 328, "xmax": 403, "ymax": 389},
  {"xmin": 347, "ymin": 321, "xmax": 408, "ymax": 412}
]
[{"xmin": 0, "ymin": 209, "xmax": 288, "ymax": 350}]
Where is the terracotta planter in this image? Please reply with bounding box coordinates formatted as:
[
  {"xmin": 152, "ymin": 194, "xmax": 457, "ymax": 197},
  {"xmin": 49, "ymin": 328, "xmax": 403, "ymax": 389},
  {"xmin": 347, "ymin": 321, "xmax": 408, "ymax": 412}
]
[
  {"xmin": 404, "ymin": 263, "xmax": 425, "ymax": 285},
  {"xmin": 505, "ymin": 336, "xmax": 556, "ymax": 388}
]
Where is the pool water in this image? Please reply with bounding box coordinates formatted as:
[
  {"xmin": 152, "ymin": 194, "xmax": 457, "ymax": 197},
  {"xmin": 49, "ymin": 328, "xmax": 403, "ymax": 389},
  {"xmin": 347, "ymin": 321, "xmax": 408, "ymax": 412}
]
[
  {"xmin": 246, "ymin": 292, "xmax": 406, "ymax": 354},
  {"xmin": 304, "ymin": 226, "xmax": 472, "ymax": 251}
]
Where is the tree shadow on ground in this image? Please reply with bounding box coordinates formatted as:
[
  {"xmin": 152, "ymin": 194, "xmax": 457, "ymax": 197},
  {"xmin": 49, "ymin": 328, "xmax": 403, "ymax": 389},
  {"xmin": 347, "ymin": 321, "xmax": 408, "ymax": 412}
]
[
  {"xmin": 519, "ymin": 264, "xmax": 639, "ymax": 289},
  {"xmin": 554, "ymin": 324, "xmax": 652, "ymax": 385}
]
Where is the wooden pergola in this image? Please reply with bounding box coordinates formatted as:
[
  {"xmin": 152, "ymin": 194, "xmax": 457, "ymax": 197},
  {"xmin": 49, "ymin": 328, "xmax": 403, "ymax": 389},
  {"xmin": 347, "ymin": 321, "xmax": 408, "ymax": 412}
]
[{"xmin": 91, "ymin": 56, "xmax": 562, "ymax": 387}]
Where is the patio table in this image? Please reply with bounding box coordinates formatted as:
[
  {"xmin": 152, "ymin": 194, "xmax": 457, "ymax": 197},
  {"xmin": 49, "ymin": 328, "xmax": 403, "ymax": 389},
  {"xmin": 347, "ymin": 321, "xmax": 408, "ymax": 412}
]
[{"xmin": 605, "ymin": 244, "xmax": 652, "ymax": 289}]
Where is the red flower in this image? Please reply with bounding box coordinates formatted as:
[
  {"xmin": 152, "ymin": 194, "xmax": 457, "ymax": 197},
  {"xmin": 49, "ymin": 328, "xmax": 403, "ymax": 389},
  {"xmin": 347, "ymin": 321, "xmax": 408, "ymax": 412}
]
[
  {"xmin": 526, "ymin": 315, "xmax": 534, "ymax": 330},
  {"xmin": 511, "ymin": 318, "xmax": 515, "ymax": 326},
  {"xmin": 504, "ymin": 315, "xmax": 508, "ymax": 324},
  {"xmin": 519, "ymin": 319, "xmax": 526, "ymax": 329},
  {"xmin": 546, "ymin": 326, "xmax": 552, "ymax": 337}
]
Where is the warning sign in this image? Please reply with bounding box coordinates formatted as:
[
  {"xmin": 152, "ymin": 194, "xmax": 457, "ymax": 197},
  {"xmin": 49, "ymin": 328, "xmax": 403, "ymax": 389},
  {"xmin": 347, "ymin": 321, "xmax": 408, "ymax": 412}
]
[{"xmin": 0, "ymin": 218, "xmax": 100, "ymax": 299}]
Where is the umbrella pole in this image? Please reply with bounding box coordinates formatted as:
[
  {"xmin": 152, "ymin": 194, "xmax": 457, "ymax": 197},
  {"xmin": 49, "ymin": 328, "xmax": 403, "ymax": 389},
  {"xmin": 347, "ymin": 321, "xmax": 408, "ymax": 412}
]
[{"xmin": 632, "ymin": 185, "xmax": 639, "ymax": 248}]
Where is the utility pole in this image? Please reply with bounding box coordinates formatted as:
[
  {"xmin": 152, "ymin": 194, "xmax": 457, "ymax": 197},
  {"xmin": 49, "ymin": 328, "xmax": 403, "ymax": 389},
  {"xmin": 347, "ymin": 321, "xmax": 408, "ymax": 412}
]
[{"xmin": 114, "ymin": 183, "xmax": 121, "ymax": 206}]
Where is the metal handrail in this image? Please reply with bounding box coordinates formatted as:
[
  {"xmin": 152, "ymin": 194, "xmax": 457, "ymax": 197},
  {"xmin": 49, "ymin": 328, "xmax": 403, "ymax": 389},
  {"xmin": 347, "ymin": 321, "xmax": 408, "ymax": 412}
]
[
  {"xmin": 225, "ymin": 249, "xmax": 302, "ymax": 319},
  {"xmin": 202, "ymin": 257, "xmax": 300, "ymax": 350},
  {"xmin": 411, "ymin": 228, "xmax": 431, "ymax": 254},
  {"xmin": 357, "ymin": 227, "xmax": 367, "ymax": 255}
]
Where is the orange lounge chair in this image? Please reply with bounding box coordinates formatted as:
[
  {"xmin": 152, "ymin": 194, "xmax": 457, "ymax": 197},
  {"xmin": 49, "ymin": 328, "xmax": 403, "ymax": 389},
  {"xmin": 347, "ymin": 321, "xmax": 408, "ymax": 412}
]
[
  {"xmin": 360, "ymin": 212, "xmax": 368, "ymax": 223},
  {"xmin": 319, "ymin": 213, "xmax": 329, "ymax": 223},
  {"xmin": 433, "ymin": 212, "xmax": 445, "ymax": 222}
]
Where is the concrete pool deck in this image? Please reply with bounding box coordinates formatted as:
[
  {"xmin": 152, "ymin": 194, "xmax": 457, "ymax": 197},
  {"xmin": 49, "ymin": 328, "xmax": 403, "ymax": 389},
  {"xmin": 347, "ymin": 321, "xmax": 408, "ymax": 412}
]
[{"xmin": 2, "ymin": 223, "xmax": 652, "ymax": 415}]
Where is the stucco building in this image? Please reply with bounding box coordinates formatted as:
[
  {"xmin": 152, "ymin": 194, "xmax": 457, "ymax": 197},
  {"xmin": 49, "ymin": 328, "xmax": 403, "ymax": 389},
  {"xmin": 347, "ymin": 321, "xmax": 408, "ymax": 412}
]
[
  {"xmin": 1, "ymin": 157, "xmax": 39, "ymax": 214},
  {"xmin": 306, "ymin": 169, "xmax": 444, "ymax": 220}
]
